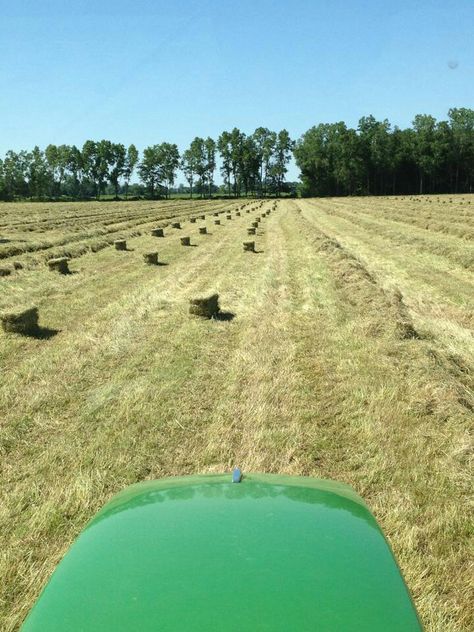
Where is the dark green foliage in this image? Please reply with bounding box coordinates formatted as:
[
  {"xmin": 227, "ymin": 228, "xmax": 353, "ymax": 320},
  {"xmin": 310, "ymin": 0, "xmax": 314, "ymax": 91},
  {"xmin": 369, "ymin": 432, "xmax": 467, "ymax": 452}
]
[{"xmin": 294, "ymin": 109, "xmax": 474, "ymax": 196}]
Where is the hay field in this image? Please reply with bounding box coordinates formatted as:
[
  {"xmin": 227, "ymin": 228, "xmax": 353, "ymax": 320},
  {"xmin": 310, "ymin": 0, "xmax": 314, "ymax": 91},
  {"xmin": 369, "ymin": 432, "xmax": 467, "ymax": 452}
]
[{"xmin": 0, "ymin": 195, "xmax": 473, "ymax": 631}]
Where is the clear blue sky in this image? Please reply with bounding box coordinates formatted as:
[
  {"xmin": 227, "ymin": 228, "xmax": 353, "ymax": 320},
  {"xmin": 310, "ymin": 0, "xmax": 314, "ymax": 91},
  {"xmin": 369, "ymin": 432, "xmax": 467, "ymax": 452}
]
[{"xmin": 1, "ymin": 0, "xmax": 472, "ymax": 182}]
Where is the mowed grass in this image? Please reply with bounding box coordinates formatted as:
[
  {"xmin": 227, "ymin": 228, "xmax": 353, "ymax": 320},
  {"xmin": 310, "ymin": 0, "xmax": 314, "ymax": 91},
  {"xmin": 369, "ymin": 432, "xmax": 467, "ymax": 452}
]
[{"xmin": 0, "ymin": 196, "xmax": 473, "ymax": 631}]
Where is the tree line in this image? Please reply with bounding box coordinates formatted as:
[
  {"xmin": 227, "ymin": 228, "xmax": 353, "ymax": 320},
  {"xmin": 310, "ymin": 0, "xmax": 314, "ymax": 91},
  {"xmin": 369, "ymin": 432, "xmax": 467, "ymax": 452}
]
[
  {"xmin": 294, "ymin": 108, "xmax": 474, "ymax": 196},
  {"xmin": 1, "ymin": 108, "xmax": 472, "ymax": 201},
  {"xmin": 0, "ymin": 128, "xmax": 294, "ymax": 201}
]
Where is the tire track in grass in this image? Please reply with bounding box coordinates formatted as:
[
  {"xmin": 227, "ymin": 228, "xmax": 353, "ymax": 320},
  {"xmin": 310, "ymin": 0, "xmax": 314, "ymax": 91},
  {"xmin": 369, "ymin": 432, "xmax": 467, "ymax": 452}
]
[{"xmin": 195, "ymin": 202, "xmax": 312, "ymax": 473}]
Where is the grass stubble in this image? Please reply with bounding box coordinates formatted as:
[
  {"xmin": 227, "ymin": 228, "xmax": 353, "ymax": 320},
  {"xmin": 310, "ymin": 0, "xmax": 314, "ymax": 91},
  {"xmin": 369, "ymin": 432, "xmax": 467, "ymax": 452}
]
[{"xmin": 0, "ymin": 196, "xmax": 473, "ymax": 631}]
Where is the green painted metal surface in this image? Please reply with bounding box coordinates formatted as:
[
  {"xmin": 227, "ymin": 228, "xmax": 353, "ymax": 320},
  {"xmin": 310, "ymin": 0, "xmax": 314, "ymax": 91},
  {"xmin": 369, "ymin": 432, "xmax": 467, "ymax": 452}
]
[{"xmin": 22, "ymin": 473, "xmax": 421, "ymax": 631}]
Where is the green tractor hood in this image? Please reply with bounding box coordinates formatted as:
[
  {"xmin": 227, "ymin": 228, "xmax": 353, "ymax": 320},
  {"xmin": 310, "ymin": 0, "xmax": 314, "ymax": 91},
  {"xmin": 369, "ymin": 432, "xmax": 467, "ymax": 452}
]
[{"xmin": 22, "ymin": 473, "xmax": 421, "ymax": 631}]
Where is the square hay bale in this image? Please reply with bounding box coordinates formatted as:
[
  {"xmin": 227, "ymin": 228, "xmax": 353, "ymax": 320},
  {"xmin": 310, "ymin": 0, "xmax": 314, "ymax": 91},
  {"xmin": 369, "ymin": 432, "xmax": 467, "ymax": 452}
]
[
  {"xmin": 236, "ymin": 211, "xmax": 241, "ymax": 216},
  {"xmin": 151, "ymin": 228, "xmax": 164, "ymax": 237},
  {"xmin": 172, "ymin": 222, "xmax": 181, "ymax": 229},
  {"xmin": 199, "ymin": 226, "xmax": 207, "ymax": 234},
  {"xmin": 226, "ymin": 214, "xmax": 232, "ymax": 220},
  {"xmin": 251, "ymin": 221, "xmax": 259, "ymax": 228},
  {"xmin": 200, "ymin": 215, "xmax": 206, "ymax": 220},
  {"xmin": 143, "ymin": 252, "xmax": 159, "ymax": 265},
  {"xmin": 47, "ymin": 257, "xmax": 70, "ymax": 274},
  {"xmin": 247, "ymin": 227, "xmax": 256, "ymax": 235},
  {"xmin": 114, "ymin": 240, "xmax": 127, "ymax": 251},
  {"xmin": 214, "ymin": 219, "xmax": 221, "ymax": 225},
  {"xmin": 0, "ymin": 267, "xmax": 12, "ymax": 277},
  {"xmin": 243, "ymin": 241, "xmax": 256, "ymax": 252},
  {"xmin": 180, "ymin": 236, "xmax": 191, "ymax": 246},
  {"xmin": 1, "ymin": 307, "xmax": 39, "ymax": 336},
  {"xmin": 13, "ymin": 261, "xmax": 24, "ymax": 270},
  {"xmin": 213, "ymin": 212, "xmax": 219, "ymax": 216},
  {"xmin": 190, "ymin": 217, "xmax": 197, "ymax": 223},
  {"xmin": 189, "ymin": 293, "xmax": 220, "ymax": 318}
]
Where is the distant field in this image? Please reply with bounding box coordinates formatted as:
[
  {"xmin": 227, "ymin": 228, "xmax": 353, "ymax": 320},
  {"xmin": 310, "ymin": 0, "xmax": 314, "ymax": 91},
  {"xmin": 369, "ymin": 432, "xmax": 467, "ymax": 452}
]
[{"xmin": 1, "ymin": 196, "xmax": 473, "ymax": 631}]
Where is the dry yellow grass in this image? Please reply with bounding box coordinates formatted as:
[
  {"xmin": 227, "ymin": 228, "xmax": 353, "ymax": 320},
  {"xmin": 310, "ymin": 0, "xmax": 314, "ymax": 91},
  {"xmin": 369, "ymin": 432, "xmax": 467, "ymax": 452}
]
[{"xmin": 0, "ymin": 196, "xmax": 473, "ymax": 631}]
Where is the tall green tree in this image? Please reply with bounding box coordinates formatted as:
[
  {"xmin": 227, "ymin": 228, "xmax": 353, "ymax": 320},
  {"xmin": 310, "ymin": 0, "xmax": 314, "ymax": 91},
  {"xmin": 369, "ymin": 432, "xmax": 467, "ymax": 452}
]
[
  {"xmin": 448, "ymin": 108, "xmax": 474, "ymax": 192},
  {"xmin": 2, "ymin": 150, "xmax": 30, "ymax": 199},
  {"xmin": 181, "ymin": 147, "xmax": 197, "ymax": 198},
  {"xmin": 108, "ymin": 143, "xmax": 126, "ymax": 199},
  {"xmin": 204, "ymin": 137, "xmax": 216, "ymax": 198},
  {"xmin": 358, "ymin": 116, "xmax": 391, "ymax": 194},
  {"xmin": 252, "ymin": 127, "xmax": 276, "ymax": 196},
  {"xmin": 138, "ymin": 145, "xmax": 163, "ymax": 198},
  {"xmin": 269, "ymin": 129, "xmax": 294, "ymax": 196},
  {"xmin": 240, "ymin": 136, "xmax": 260, "ymax": 196},
  {"xmin": 229, "ymin": 128, "xmax": 245, "ymax": 196},
  {"xmin": 412, "ymin": 114, "xmax": 437, "ymax": 194},
  {"xmin": 159, "ymin": 143, "xmax": 180, "ymax": 198},
  {"xmin": 217, "ymin": 131, "xmax": 232, "ymax": 196},
  {"xmin": 28, "ymin": 146, "xmax": 52, "ymax": 199},
  {"xmin": 123, "ymin": 144, "xmax": 139, "ymax": 199},
  {"xmin": 188, "ymin": 137, "xmax": 207, "ymax": 196}
]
